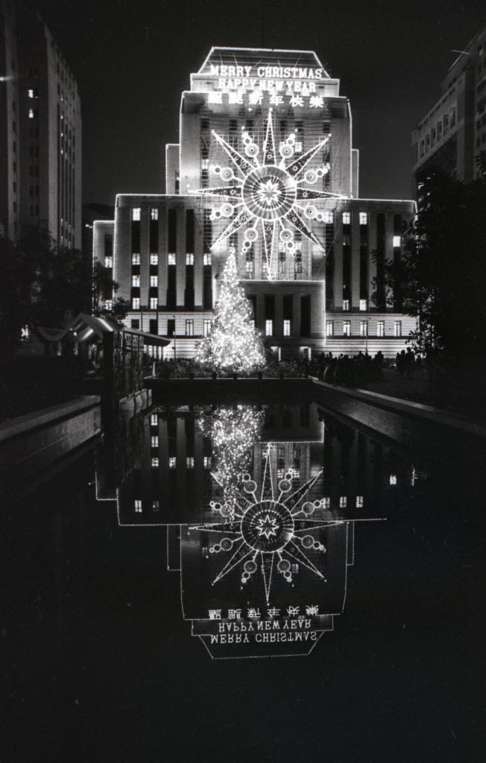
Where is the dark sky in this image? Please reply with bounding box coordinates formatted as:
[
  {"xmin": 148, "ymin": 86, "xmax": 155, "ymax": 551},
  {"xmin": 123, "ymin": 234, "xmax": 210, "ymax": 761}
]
[{"xmin": 35, "ymin": 0, "xmax": 485, "ymax": 206}]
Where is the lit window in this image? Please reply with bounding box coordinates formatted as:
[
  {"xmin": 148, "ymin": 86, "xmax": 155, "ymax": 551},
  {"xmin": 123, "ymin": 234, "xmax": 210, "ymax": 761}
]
[
  {"xmin": 168, "ymin": 253, "xmax": 176, "ymax": 265},
  {"xmin": 134, "ymin": 499, "xmax": 142, "ymax": 513},
  {"xmin": 326, "ymin": 321, "xmax": 334, "ymax": 336},
  {"xmin": 132, "ymin": 253, "xmax": 140, "ymax": 265},
  {"xmin": 393, "ymin": 235, "xmax": 401, "ymax": 247},
  {"xmin": 394, "ymin": 320, "xmax": 402, "ymax": 337},
  {"xmin": 150, "ymin": 254, "xmax": 158, "ymax": 265},
  {"xmin": 203, "ymin": 456, "xmax": 211, "ymax": 469},
  {"xmin": 105, "ymin": 256, "xmax": 113, "ymax": 268},
  {"xmin": 342, "ymin": 299, "xmax": 350, "ymax": 311},
  {"xmin": 185, "ymin": 319, "xmax": 194, "ymax": 336},
  {"xmin": 28, "ymin": 108, "xmax": 34, "ymax": 119},
  {"xmin": 150, "ymin": 297, "xmax": 158, "ymax": 309},
  {"xmin": 377, "ymin": 320, "xmax": 385, "ymax": 337},
  {"xmin": 186, "ymin": 457, "xmax": 195, "ymax": 469},
  {"xmin": 152, "ymin": 500, "xmax": 159, "ymax": 511},
  {"xmin": 283, "ymin": 319, "xmax": 291, "ymax": 337},
  {"xmin": 355, "ymin": 496, "xmax": 364, "ymax": 508},
  {"xmin": 359, "ymin": 320, "xmax": 368, "ymax": 337},
  {"xmin": 323, "ymin": 497, "xmax": 331, "ymax": 509},
  {"xmin": 150, "ymin": 208, "xmax": 158, "ymax": 220},
  {"xmin": 169, "ymin": 457, "xmax": 176, "ymax": 469},
  {"xmin": 343, "ymin": 321, "xmax": 351, "ymax": 337},
  {"xmin": 265, "ymin": 319, "xmax": 273, "ymax": 336},
  {"xmin": 132, "ymin": 297, "xmax": 140, "ymax": 309},
  {"xmin": 323, "ymin": 211, "xmax": 334, "ymax": 224},
  {"xmin": 245, "ymin": 260, "xmax": 254, "ymax": 276},
  {"xmin": 342, "ymin": 212, "xmax": 351, "ymax": 224},
  {"xmin": 359, "ymin": 212, "xmax": 368, "ymax": 225},
  {"xmin": 151, "ymin": 414, "xmax": 158, "ymax": 426},
  {"xmin": 151, "ymin": 457, "xmax": 159, "ymax": 468},
  {"xmin": 150, "ymin": 275, "xmax": 158, "ymax": 287},
  {"xmin": 203, "ymin": 253, "xmax": 211, "ymax": 265},
  {"xmin": 105, "ymin": 300, "xmax": 112, "ymax": 311},
  {"xmin": 132, "ymin": 208, "xmax": 141, "ymax": 221},
  {"xmin": 359, "ymin": 299, "xmax": 367, "ymax": 311},
  {"xmin": 203, "ymin": 319, "xmax": 212, "ymax": 337},
  {"xmin": 132, "ymin": 275, "xmax": 140, "ymax": 287},
  {"xmin": 339, "ymin": 496, "xmax": 347, "ymax": 508},
  {"xmin": 186, "ymin": 253, "xmax": 194, "ymax": 265},
  {"xmin": 151, "ymin": 435, "xmax": 159, "ymax": 448},
  {"xmin": 389, "ymin": 474, "xmax": 397, "ymax": 486},
  {"xmin": 28, "ymin": 88, "xmax": 34, "ymax": 98}
]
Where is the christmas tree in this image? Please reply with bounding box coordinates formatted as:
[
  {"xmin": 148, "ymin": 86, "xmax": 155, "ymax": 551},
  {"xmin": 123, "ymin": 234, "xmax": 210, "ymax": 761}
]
[{"xmin": 196, "ymin": 251, "xmax": 265, "ymax": 374}]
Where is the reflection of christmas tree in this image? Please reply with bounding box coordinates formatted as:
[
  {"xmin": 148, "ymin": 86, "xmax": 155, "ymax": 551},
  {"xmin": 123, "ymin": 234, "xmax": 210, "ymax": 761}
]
[{"xmin": 195, "ymin": 251, "xmax": 265, "ymax": 374}]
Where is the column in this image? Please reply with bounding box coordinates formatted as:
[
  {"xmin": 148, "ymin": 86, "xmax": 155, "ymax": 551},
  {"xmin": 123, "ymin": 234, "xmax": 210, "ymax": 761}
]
[
  {"xmin": 368, "ymin": 211, "xmax": 377, "ymax": 308},
  {"xmin": 351, "ymin": 210, "xmax": 361, "ymax": 309},
  {"xmin": 176, "ymin": 207, "xmax": 186, "ymax": 307}
]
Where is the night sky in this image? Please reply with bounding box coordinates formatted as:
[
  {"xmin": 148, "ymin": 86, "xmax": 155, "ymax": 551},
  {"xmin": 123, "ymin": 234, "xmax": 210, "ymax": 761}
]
[{"xmin": 35, "ymin": 0, "xmax": 486, "ymax": 206}]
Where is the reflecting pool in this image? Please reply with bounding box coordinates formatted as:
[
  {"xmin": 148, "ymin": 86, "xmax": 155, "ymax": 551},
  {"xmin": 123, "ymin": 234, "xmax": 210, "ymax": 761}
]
[{"xmin": 5, "ymin": 397, "xmax": 485, "ymax": 760}]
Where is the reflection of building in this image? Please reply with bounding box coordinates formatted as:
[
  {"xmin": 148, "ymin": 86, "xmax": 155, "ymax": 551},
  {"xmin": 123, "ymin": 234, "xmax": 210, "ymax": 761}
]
[
  {"xmin": 412, "ymin": 25, "xmax": 486, "ymax": 190},
  {"xmin": 0, "ymin": 1, "xmax": 82, "ymax": 247},
  {"xmin": 95, "ymin": 47, "xmax": 415, "ymax": 358}
]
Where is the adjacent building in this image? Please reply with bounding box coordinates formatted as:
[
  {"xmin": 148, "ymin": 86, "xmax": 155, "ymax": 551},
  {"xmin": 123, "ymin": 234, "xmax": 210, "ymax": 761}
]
[
  {"xmin": 412, "ymin": 24, "xmax": 486, "ymax": 190},
  {"xmin": 0, "ymin": 0, "xmax": 82, "ymax": 248},
  {"xmin": 95, "ymin": 47, "xmax": 416, "ymax": 358}
]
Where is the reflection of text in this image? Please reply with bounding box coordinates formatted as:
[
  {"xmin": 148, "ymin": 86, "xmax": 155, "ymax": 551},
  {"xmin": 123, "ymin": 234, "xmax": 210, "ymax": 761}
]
[{"xmin": 210, "ymin": 618, "xmax": 318, "ymax": 645}]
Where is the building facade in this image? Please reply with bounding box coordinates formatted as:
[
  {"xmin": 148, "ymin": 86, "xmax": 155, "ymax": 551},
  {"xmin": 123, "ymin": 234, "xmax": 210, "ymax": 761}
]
[
  {"xmin": 95, "ymin": 47, "xmax": 416, "ymax": 358},
  {"xmin": 412, "ymin": 24, "xmax": 486, "ymax": 189},
  {"xmin": 0, "ymin": 0, "xmax": 82, "ymax": 248}
]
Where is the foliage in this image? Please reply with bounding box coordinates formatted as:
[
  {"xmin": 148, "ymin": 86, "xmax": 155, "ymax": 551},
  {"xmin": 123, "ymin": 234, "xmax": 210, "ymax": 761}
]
[
  {"xmin": 195, "ymin": 252, "xmax": 265, "ymax": 374},
  {"xmin": 387, "ymin": 171, "xmax": 486, "ymax": 359}
]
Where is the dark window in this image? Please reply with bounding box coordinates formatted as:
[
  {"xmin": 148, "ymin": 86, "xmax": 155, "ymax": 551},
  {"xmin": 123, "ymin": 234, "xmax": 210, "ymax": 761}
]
[
  {"xmin": 131, "ymin": 220, "xmax": 140, "ymax": 252},
  {"xmin": 301, "ymin": 295, "xmax": 311, "ymax": 337},
  {"xmin": 342, "ymin": 244, "xmax": 351, "ymax": 300},
  {"xmin": 168, "ymin": 208, "xmax": 177, "ymax": 252},
  {"xmin": 264, "ymin": 294, "xmax": 275, "ymax": 318},
  {"xmin": 150, "ymin": 218, "xmax": 159, "ymax": 252},
  {"xmin": 167, "ymin": 319, "xmax": 175, "ymax": 337},
  {"xmin": 203, "ymin": 264, "xmax": 212, "ymax": 309},
  {"xmin": 167, "ymin": 265, "xmax": 176, "ymax": 308},
  {"xmin": 283, "ymin": 294, "xmax": 293, "ymax": 320},
  {"xmin": 186, "ymin": 209, "xmax": 195, "ymax": 253},
  {"xmin": 149, "ymin": 319, "xmax": 158, "ymax": 334},
  {"xmin": 376, "ymin": 213, "xmax": 386, "ymax": 308},
  {"xmin": 104, "ymin": 234, "xmax": 113, "ymax": 257},
  {"xmin": 130, "ymin": 319, "xmax": 140, "ymax": 329}
]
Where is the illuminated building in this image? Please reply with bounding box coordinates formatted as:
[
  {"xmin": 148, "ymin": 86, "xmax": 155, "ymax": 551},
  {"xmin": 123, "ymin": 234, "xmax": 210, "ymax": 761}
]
[
  {"xmin": 412, "ymin": 24, "xmax": 486, "ymax": 192},
  {"xmin": 95, "ymin": 47, "xmax": 416, "ymax": 358},
  {"xmin": 0, "ymin": 0, "xmax": 82, "ymax": 248}
]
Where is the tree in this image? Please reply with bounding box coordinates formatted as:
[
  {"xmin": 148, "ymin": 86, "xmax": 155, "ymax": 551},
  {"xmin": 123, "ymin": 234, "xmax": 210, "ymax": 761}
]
[
  {"xmin": 386, "ymin": 171, "xmax": 486, "ymax": 360},
  {"xmin": 195, "ymin": 251, "xmax": 265, "ymax": 374}
]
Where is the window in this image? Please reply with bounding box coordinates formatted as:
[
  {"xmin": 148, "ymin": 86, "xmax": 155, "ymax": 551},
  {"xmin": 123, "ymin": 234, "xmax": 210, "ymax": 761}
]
[
  {"xmin": 28, "ymin": 108, "xmax": 34, "ymax": 119},
  {"xmin": 169, "ymin": 457, "xmax": 176, "ymax": 469},
  {"xmin": 265, "ymin": 319, "xmax": 273, "ymax": 336},
  {"xmin": 150, "ymin": 297, "xmax": 158, "ymax": 309},
  {"xmin": 132, "ymin": 207, "xmax": 141, "ymax": 221},
  {"xmin": 359, "ymin": 212, "xmax": 368, "ymax": 225},
  {"xmin": 186, "ymin": 253, "xmax": 194, "ymax": 265},
  {"xmin": 283, "ymin": 319, "xmax": 291, "ymax": 336},
  {"xmin": 389, "ymin": 474, "xmax": 397, "ymax": 486},
  {"xmin": 151, "ymin": 414, "xmax": 158, "ymax": 426},
  {"xmin": 105, "ymin": 256, "xmax": 113, "ymax": 268},
  {"xmin": 186, "ymin": 457, "xmax": 195, "ymax": 469},
  {"xmin": 339, "ymin": 496, "xmax": 347, "ymax": 508},
  {"xmin": 326, "ymin": 320, "xmax": 334, "ymax": 337},
  {"xmin": 132, "ymin": 297, "xmax": 140, "ymax": 309},
  {"xmin": 152, "ymin": 500, "xmax": 160, "ymax": 511},
  {"xmin": 245, "ymin": 260, "xmax": 254, "ymax": 276},
  {"xmin": 132, "ymin": 253, "xmax": 140, "ymax": 265},
  {"xmin": 394, "ymin": 320, "xmax": 402, "ymax": 337},
  {"xmin": 323, "ymin": 210, "xmax": 334, "ymax": 223},
  {"xmin": 168, "ymin": 253, "xmax": 176, "ymax": 265},
  {"xmin": 393, "ymin": 235, "xmax": 401, "ymax": 247},
  {"xmin": 343, "ymin": 320, "xmax": 351, "ymax": 337},
  {"xmin": 134, "ymin": 499, "xmax": 142, "ymax": 513},
  {"xmin": 132, "ymin": 275, "xmax": 140, "ymax": 287},
  {"xmin": 359, "ymin": 320, "xmax": 368, "ymax": 337},
  {"xmin": 359, "ymin": 299, "xmax": 367, "ymax": 311},
  {"xmin": 203, "ymin": 253, "xmax": 211, "ymax": 265},
  {"xmin": 150, "ymin": 275, "xmax": 158, "ymax": 287},
  {"xmin": 356, "ymin": 496, "xmax": 364, "ymax": 508},
  {"xmin": 342, "ymin": 212, "xmax": 351, "ymax": 224},
  {"xmin": 150, "ymin": 254, "xmax": 158, "ymax": 265},
  {"xmin": 151, "ymin": 435, "xmax": 159, "ymax": 448},
  {"xmin": 150, "ymin": 208, "xmax": 158, "ymax": 220},
  {"xmin": 131, "ymin": 319, "xmax": 140, "ymax": 329},
  {"xmin": 377, "ymin": 320, "xmax": 385, "ymax": 337},
  {"xmin": 323, "ymin": 497, "xmax": 331, "ymax": 509},
  {"xmin": 342, "ymin": 299, "xmax": 350, "ymax": 311},
  {"xmin": 185, "ymin": 319, "xmax": 194, "ymax": 336},
  {"xmin": 28, "ymin": 88, "xmax": 34, "ymax": 98},
  {"xmin": 203, "ymin": 456, "xmax": 211, "ymax": 469},
  {"xmin": 203, "ymin": 319, "xmax": 211, "ymax": 337},
  {"xmin": 105, "ymin": 300, "xmax": 113, "ymax": 311},
  {"xmin": 151, "ymin": 457, "xmax": 159, "ymax": 468}
]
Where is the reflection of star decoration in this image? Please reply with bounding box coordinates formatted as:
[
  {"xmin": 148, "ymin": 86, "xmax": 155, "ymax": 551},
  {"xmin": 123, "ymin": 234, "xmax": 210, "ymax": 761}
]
[
  {"xmin": 256, "ymin": 513, "xmax": 279, "ymax": 539},
  {"xmin": 191, "ymin": 108, "xmax": 347, "ymax": 279},
  {"xmin": 189, "ymin": 445, "xmax": 344, "ymax": 604}
]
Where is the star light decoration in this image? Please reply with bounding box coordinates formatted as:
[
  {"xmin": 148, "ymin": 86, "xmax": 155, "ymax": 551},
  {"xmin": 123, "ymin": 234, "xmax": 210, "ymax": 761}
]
[
  {"xmin": 192, "ymin": 108, "xmax": 347, "ymax": 280},
  {"xmin": 189, "ymin": 443, "xmax": 337, "ymax": 604}
]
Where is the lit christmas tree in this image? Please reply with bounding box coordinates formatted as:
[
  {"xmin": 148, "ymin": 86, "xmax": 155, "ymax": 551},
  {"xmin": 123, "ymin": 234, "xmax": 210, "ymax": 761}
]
[{"xmin": 196, "ymin": 251, "xmax": 265, "ymax": 374}]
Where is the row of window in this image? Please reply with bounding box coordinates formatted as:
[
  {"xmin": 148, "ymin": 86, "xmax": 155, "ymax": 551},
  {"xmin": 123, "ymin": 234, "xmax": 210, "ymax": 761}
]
[
  {"xmin": 418, "ymin": 107, "xmax": 457, "ymax": 159},
  {"xmin": 132, "ymin": 207, "xmax": 158, "ymax": 221},
  {"xmin": 129, "ymin": 252, "xmax": 212, "ymax": 266},
  {"xmin": 326, "ymin": 320, "xmax": 402, "ymax": 337}
]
